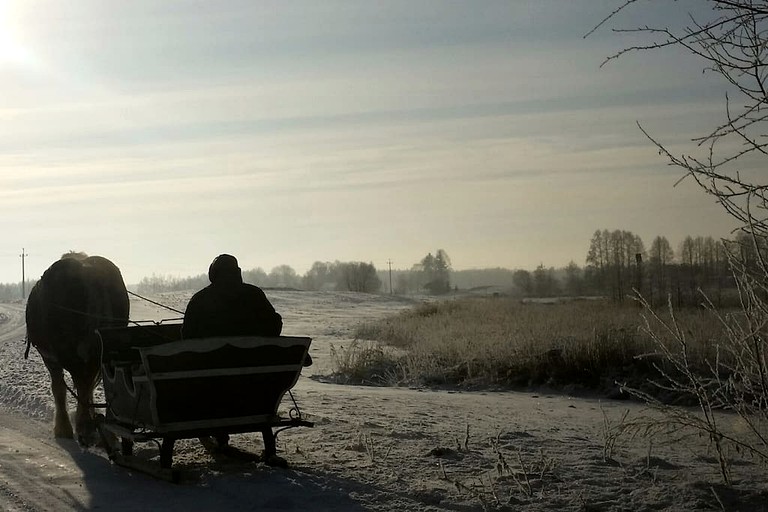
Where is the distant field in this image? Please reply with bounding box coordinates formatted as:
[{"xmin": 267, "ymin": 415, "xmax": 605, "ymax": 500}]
[{"xmin": 338, "ymin": 296, "xmax": 730, "ymax": 398}]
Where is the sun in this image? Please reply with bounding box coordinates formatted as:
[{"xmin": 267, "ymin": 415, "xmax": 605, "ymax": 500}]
[
  {"xmin": 0, "ymin": 1, "xmax": 32, "ymax": 67},
  {"xmin": 0, "ymin": 34, "xmax": 29, "ymax": 65}
]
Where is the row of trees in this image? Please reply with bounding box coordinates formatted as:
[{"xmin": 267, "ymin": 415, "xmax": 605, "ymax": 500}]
[
  {"xmin": 4, "ymin": 239, "xmax": 739, "ymax": 302},
  {"xmin": 0, "ymin": 249, "xmax": 455, "ymax": 300},
  {"xmin": 583, "ymin": 229, "xmax": 735, "ymax": 306},
  {"xmin": 136, "ymin": 250, "xmax": 455, "ymax": 296},
  {"xmin": 511, "ymin": 265, "xmax": 563, "ymax": 298},
  {"xmin": 3, "ymin": 236, "xmax": 740, "ymax": 303},
  {"xmin": 301, "ymin": 261, "xmax": 381, "ymax": 293},
  {"xmin": 136, "ymin": 260, "xmax": 383, "ymax": 294},
  {"xmin": 0, "ymin": 282, "xmax": 28, "ymax": 302},
  {"xmin": 502, "ymin": 230, "xmax": 738, "ymax": 306}
]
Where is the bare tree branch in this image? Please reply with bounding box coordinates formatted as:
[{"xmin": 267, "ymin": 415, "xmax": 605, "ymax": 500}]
[{"xmin": 591, "ymin": 1, "xmax": 768, "ymax": 481}]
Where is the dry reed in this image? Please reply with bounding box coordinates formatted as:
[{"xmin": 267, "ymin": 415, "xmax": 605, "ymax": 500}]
[{"xmin": 341, "ymin": 297, "xmax": 729, "ymax": 395}]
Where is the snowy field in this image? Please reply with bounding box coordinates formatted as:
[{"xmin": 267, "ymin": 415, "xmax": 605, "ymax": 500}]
[{"xmin": 0, "ymin": 290, "xmax": 765, "ymax": 511}]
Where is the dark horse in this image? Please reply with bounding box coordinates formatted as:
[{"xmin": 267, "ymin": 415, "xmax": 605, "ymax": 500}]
[{"xmin": 25, "ymin": 253, "xmax": 129, "ymax": 445}]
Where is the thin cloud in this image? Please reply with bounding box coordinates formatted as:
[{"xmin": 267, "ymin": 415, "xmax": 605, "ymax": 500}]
[{"xmin": 0, "ymin": 1, "xmax": 743, "ymax": 283}]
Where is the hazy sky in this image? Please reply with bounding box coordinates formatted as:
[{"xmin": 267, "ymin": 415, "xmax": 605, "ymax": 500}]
[{"xmin": 0, "ymin": 1, "xmax": 740, "ymax": 284}]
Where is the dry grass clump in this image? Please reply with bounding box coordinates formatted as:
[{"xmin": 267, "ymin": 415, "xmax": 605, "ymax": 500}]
[
  {"xmin": 341, "ymin": 297, "xmax": 729, "ymax": 395},
  {"xmin": 329, "ymin": 341, "xmax": 405, "ymax": 386}
]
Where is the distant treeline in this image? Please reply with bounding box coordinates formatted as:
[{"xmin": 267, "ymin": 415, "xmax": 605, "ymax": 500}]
[
  {"xmin": 580, "ymin": 229, "xmax": 739, "ymax": 307},
  {"xmin": 0, "ymin": 235, "xmax": 740, "ymax": 303},
  {"xmin": 0, "ymin": 281, "xmax": 35, "ymax": 302},
  {"xmin": 511, "ymin": 229, "xmax": 742, "ymax": 307},
  {"xmin": 134, "ymin": 260, "xmax": 518, "ymax": 297},
  {"xmin": 136, "ymin": 250, "xmax": 452, "ymax": 296},
  {"xmin": 378, "ymin": 267, "xmax": 516, "ymax": 295},
  {"xmin": 135, "ymin": 262, "xmax": 382, "ymax": 295}
]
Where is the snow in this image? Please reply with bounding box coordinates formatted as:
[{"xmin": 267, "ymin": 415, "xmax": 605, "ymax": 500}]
[{"xmin": 0, "ymin": 290, "xmax": 765, "ymax": 511}]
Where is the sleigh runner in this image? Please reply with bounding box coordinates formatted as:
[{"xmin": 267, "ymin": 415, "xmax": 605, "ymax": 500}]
[{"xmin": 95, "ymin": 323, "xmax": 313, "ymax": 481}]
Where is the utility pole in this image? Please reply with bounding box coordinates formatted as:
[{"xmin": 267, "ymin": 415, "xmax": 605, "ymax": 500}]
[
  {"xmin": 20, "ymin": 248, "xmax": 28, "ymax": 299},
  {"xmin": 387, "ymin": 259, "xmax": 393, "ymax": 295},
  {"xmin": 635, "ymin": 252, "xmax": 643, "ymax": 305}
]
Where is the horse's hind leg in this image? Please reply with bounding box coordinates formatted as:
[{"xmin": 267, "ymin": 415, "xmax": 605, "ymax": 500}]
[{"xmin": 47, "ymin": 366, "xmax": 74, "ymax": 439}]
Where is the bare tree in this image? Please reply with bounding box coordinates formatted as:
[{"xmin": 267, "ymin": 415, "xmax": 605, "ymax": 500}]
[
  {"xmin": 268, "ymin": 265, "xmax": 301, "ymax": 289},
  {"xmin": 593, "ymin": 0, "xmax": 768, "ymax": 289},
  {"xmin": 302, "ymin": 261, "xmax": 334, "ymax": 291},
  {"xmin": 585, "ymin": 229, "xmax": 644, "ymax": 301},
  {"xmin": 649, "ymin": 235, "xmax": 674, "ymax": 305},
  {"xmin": 533, "ymin": 263, "xmax": 559, "ymax": 297},
  {"xmin": 592, "ymin": 1, "xmax": 768, "ymax": 480},
  {"xmin": 586, "ymin": 229, "xmax": 609, "ymax": 294},
  {"xmin": 592, "ymin": 2, "xmax": 768, "ymax": 257},
  {"xmin": 336, "ymin": 262, "xmax": 382, "ymax": 293},
  {"xmin": 564, "ymin": 260, "xmax": 585, "ymax": 296},
  {"xmin": 512, "ymin": 269, "xmax": 534, "ymax": 296}
]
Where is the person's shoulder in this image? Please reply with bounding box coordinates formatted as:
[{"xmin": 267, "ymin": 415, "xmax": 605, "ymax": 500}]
[
  {"xmin": 240, "ymin": 283, "xmax": 276, "ymax": 302},
  {"xmin": 188, "ymin": 284, "xmax": 215, "ymax": 301},
  {"xmin": 241, "ymin": 283, "xmax": 267, "ymax": 294},
  {"xmin": 193, "ymin": 284, "xmax": 215, "ymax": 295}
]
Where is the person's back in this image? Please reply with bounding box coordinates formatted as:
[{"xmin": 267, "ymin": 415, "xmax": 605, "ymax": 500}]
[
  {"xmin": 182, "ymin": 254, "xmax": 282, "ymax": 339},
  {"xmin": 181, "ymin": 254, "xmax": 300, "ymax": 455}
]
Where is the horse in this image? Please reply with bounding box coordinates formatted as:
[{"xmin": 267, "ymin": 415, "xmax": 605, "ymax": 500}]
[{"xmin": 25, "ymin": 253, "xmax": 130, "ymax": 445}]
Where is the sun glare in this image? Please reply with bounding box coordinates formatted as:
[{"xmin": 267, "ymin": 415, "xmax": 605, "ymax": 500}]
[
  {"xmin": 0, "ymin": 34, "xmax": 30, "ymax": 65},
  {"xmin": 0, "ymin": 1, "xmax": 32, "ymax": 67}
]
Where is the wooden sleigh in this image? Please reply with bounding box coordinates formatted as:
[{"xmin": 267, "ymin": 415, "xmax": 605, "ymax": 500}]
[{"xmin": 95, "ymin": 323, "xmax": 313, "ymax": 481}]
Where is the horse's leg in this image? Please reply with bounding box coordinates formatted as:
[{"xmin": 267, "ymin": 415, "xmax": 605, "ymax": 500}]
[
  {"xmin": 73, "ymin": 366, "xmax": 99, "ymax": 446},
  {"xmin": 47, "ymin": 365, "xmax": 74, "ymax": 439}
]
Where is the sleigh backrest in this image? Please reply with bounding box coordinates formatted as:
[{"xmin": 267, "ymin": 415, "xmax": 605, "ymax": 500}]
[{"xmin": 97, "ymin": 325, "xmax": 311, "ymax": 432}]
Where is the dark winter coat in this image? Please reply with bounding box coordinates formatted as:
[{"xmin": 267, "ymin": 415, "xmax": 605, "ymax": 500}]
[{"xmin": 182, "ymin": 281, "xmax": 282, "ymax": 339}]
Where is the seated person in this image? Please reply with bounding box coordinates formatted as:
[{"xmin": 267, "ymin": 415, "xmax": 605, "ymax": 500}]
[
  {"xmin": 182, "ymin": 253, "xmax": 312, "ymax": 366},
  {"xmin": 182, "ymin": 254, "xmax": 283, "ymax": 339},
  {"xmin": 182, "ymin": 254, "xmax": 310, "ymax": 457}
]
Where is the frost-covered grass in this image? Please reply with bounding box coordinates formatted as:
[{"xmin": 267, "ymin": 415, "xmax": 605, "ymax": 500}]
[{"xmin": 339, "ymin": 297, "xmax": 729, "ymax": 394}]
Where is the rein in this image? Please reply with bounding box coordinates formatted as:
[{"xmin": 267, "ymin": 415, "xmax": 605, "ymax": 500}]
[{"xmin": 127, "ymin": 290, "xmax": 185, "ymax": 315}]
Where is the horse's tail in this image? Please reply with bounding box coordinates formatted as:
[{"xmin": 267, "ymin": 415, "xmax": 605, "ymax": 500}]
[{"xmin": 24, "ymin": 282, "xmax": 41, "ymax": 360}]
